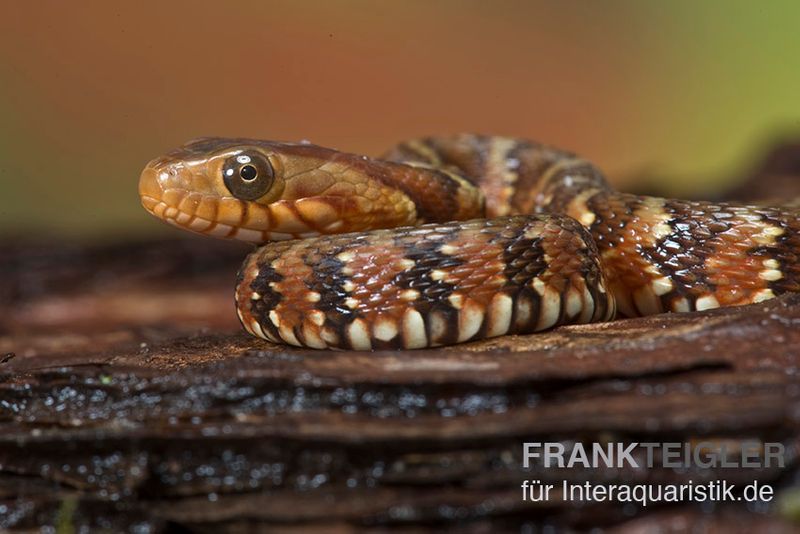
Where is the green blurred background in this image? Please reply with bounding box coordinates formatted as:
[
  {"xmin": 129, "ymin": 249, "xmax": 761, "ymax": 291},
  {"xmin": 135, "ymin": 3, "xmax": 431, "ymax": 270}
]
[{"xmin": 2, "ymin": 0, "xmax": 800, "ymax": 239}]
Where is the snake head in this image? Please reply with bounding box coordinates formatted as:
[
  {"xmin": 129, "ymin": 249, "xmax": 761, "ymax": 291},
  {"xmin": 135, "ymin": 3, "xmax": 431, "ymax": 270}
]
[{"xmin": 139, "ymin": 137, "xmax": 418, "ymax": 242}]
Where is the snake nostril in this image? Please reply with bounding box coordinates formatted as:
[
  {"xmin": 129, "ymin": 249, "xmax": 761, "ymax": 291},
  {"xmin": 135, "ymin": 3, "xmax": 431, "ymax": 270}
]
[{"xmin": 139, "ymin": 160, "xmax": 194, "ymax": 200}]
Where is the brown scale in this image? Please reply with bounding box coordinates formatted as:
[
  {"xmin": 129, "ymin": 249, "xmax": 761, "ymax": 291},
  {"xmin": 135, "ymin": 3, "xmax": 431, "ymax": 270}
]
[
  {"xmin": 386, "ymin": 135, "xmax": 526, "ymax": 217},
  {"xmin": 370, "ymin": 161, "xmax": 482, "ymax": 223},
  {"xmin": 579, "ymin": 192, "xmax": 676, "ymax": 316},
  {"xmin": 429, "ymin": 226, "xmax": 506, "ymax": 304},
  {"xmin": 539, "ymin": 218, "xmax": 603, "ymax": 304},
  {"xmin": 238, "ymin": 241, "xmax": 317, "ymax": 345},
  {"xmin": 383, "ymin": 135, "xmax": 490, "ymax": 183},
  {"xmin": 141, "ymin": 134, "xmax": 800, "ymax": 350}
]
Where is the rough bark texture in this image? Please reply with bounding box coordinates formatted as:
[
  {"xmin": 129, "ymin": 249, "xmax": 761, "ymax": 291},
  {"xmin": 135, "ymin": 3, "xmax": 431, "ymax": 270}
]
[{"xmin": 3, "ymin": 146, "xmax": 800, "ymax": 531}]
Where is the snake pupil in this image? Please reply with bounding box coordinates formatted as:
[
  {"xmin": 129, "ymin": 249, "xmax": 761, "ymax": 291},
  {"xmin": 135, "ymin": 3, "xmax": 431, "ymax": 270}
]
[{"xmin": 240, "ymin": 164, "xmax": 258, "ymax": 182}]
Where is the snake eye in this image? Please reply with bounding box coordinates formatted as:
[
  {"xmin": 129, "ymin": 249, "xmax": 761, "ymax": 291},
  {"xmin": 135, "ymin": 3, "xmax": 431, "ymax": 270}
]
[{"xmin": 222, "ymin": 152, "xmax": 274, "ymax": 200}]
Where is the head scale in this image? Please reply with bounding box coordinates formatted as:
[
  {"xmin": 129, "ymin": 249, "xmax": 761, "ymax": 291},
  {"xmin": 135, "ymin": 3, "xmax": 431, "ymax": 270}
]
[{"xmin": 138, "ymin": 137, "xmax": 418, "ymax": 243}]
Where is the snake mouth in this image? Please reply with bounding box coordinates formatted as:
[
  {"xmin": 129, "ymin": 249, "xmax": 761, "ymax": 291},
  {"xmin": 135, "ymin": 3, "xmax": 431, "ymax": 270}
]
[{"xmin": 139, "ymin": 165, "xmax": 347, "ymax": 242}]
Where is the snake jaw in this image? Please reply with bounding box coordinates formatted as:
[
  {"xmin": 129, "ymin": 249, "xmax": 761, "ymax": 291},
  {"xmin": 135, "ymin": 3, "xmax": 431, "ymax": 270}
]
[{"xmin": 139, "ymin": 157, "xmax": 245, "ymax": 238}]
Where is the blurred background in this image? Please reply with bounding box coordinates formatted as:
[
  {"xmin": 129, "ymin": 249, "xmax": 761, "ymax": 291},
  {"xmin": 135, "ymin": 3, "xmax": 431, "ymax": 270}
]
[{"xmin": 2, "ymin": 0, "xmax": 800, "ymax": 239}]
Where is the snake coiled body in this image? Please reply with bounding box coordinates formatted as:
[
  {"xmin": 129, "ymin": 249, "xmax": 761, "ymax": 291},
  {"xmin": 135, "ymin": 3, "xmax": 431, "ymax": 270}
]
[{"xmin": 139, "ymin": 135, "xmax": 800, "ymax": 350}]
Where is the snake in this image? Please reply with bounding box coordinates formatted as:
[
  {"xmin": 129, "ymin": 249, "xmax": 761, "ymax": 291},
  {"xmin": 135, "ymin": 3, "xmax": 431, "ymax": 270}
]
[{"xmin": 138, "ymin": 135, "xmax": 800, "ymax": 350}]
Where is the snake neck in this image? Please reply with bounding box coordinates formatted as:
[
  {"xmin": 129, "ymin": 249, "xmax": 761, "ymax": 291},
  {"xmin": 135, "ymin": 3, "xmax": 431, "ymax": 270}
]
[{"xmin": 383, "ymin": 134, "xmax": 612, "ymax": 218}]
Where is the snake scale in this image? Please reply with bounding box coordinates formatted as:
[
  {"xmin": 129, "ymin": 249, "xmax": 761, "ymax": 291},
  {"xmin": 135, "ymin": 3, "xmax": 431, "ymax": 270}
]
[{"xmin": 139, "ymin": 135, "xmax": 800, "ymax": 350}]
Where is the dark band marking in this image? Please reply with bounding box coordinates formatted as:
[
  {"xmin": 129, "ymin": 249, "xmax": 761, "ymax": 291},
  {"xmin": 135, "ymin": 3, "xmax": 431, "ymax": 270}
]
[{"xmin": 246, "ymin": 260, "xmax": 285, "ymax": 340}]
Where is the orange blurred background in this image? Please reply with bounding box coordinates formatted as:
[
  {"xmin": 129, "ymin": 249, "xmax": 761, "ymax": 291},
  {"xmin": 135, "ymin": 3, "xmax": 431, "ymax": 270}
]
[{"xmin": 2, "ymin": 1, "xmax": 800, "ymax": 238}]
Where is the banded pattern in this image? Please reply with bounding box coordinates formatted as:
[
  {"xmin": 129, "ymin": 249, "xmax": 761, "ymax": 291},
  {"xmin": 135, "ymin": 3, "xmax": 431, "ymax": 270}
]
[
  {"xmin": 139, "ymin": 134, "xmax": 800, "ymax": 349},
  {"xmin": 235, "ymin": 216, "xmax": 613, "ymax": 350}
]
